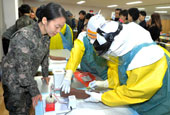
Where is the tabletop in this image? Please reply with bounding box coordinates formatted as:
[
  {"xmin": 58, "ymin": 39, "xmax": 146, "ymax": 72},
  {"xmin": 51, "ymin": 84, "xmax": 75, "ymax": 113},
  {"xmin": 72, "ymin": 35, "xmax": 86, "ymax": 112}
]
[{"xmin": 34, "ymin": 76, "xmax": 138, "ymax": 115}]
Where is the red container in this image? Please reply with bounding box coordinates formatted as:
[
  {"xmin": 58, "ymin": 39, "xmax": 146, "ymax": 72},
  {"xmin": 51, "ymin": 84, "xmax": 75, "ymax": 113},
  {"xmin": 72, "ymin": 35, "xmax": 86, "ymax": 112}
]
[
  {"xmin": 74, "ymin": 71, "xmax": 96, "ymax": 87},
  {"xmin": 45, "ymin": 103, "xmax": 55, "ymax": 112}
]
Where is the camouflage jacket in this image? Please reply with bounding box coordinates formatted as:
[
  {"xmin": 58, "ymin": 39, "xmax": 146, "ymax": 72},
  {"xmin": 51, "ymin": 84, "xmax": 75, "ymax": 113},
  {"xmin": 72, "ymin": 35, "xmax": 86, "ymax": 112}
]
[
  {"xmin": 2, "ymin": 24, "xmax": 17, "ymax": 40},
  {"xmin": 16, "ymin": 15, "xmax": 35, "ymax": 30},
  {"xmin": 2, "ymin": 22, "xmax": 50, "ymax": 97},
  {"xmin": 2, "ymin": 15, "xmax": 35, "ymax": 40}
]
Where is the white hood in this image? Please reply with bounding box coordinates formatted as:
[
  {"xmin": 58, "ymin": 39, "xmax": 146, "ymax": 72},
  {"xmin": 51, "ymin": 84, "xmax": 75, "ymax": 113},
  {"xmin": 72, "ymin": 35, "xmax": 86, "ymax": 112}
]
[{"xmin": 100, "ymin": 22, "xmax": 164, "ymax": 70}]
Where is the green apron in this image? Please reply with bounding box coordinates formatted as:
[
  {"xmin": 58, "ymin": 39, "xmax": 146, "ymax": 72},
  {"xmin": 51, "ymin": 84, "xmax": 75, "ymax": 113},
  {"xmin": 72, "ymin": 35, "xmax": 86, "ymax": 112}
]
[{"xmin": 80, "ymin": 35, "xmax": 108, "ymax": 80}]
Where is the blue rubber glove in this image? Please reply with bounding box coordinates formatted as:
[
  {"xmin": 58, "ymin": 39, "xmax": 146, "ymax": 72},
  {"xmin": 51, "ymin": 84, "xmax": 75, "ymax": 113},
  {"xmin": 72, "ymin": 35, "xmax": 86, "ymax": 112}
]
[{"xmin": 84, "ymin": 91, "xmax": 102, "ymax": 102}]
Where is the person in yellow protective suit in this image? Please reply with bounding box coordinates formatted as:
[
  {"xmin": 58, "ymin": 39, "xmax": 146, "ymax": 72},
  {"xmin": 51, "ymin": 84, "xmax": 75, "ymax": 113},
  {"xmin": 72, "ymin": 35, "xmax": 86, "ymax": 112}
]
[
  {"xmin": 60, "ymin": 13, "xmax": 108, "ymax": 94},
  {"xmin": 60, "ymin": 31, "xmax": 108, "ymax": 94},
  {"xmin": 50, "ymin": 23, "xmax": 73, "ymax": 51},
  {"xmin": 84, "ymin": 15, "xmax": 170, "ymax": 115}
]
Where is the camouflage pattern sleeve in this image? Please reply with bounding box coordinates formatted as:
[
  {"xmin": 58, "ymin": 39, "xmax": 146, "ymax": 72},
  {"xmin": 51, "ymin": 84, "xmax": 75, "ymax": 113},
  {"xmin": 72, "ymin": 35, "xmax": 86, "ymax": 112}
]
[
  {"xmin": 9, "ymin": 32, "xmax": 40, "ymax": 97},
  {"xmin": 2, "ymin": 24, "xmax": 17, "ymax": 40},
  {"xmin": 41, "ymin": 49, "xmax": 49, "ymax": 77},
  {"xmin": 16, "ymin": 15, "xmax": 35, "ymax": 30}
]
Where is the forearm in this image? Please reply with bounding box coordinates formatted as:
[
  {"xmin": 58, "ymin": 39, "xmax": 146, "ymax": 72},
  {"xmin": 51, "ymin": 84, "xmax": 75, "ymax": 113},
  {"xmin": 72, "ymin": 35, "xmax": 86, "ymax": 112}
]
[{"xmin": 41, "ymin": 51, "xmax": 49, "ymax": 77}]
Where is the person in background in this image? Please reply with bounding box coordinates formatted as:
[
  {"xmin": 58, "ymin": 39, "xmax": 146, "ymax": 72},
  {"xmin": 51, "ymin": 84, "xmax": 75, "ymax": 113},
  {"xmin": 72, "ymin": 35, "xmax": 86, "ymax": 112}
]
[
  {"xmin": 147, "ymin": 13, "xmax": 162, "ymax": 41},
  {"xmin": 2, "ymin": 4, "xmax": 35, "ymax": 55},
  {"xmin": 119, "ymin": 9, "xmax": 128, "ymax": 24},
  {"xmin": 77, "ymin": 10, "xmax": 86, "ymax": 37},
  {"xmin": 2, "ymin": 25, "xmax": 16, "ymax": 55},
  {"xmin": 16, "ymin": 4, "xmax": 35, "ymax": 30},
  {"xmin": 1, "ymin": 3, "xmax": 66, "ymax": 114},
  {"xmin": 49, "ymin": 23, "xmax": 73, "ymax": 51},
  {"xmin": 139, "ymin": 11, "xmax": 147, "ymax": 29},
  {"xmin": 84, "ymin": 14, "xmax": 170, "ymax": 115},
  {"xmin": 114, "ymin": 8, "xmax": 122, "ymax": 21},
  {"xmin": 30, "ymin": 9, "xmax": 37, "ymax": 22},
  {"xmin": 65, "ymin": 11, "xmax": 72, "ymax": 28},
  {"xmin": 60, "ymin": 14, "xmax": 108, "ymax": 94},
  {"xmin": 65, "ymin": 11, "xmax": 76, "ymax": 30},
  {"xmin": 82, "ymin": 13, "xmax": 94, "ymax": 31},
  {"xmin": 128, "ymin": 8, "xmax": 139, "ymax": 23}
]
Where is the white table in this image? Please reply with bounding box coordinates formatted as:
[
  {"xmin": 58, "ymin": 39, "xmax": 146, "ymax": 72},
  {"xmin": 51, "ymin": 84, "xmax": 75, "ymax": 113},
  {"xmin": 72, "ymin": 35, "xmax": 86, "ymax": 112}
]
[
  {"xmin": 34, "ymin": 76, "xmax": 138, "ymax": 115},
  {"xmin": 38, "ymin": 49, "xmax": 70, "ymax": 72}
]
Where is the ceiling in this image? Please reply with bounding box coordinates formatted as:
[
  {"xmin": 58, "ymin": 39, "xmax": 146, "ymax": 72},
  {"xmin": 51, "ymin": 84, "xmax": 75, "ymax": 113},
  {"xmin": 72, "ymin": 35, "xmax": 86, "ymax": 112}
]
[{"xmin": 29, "ymin": 0, "xmax": 170, "ymax": 15}]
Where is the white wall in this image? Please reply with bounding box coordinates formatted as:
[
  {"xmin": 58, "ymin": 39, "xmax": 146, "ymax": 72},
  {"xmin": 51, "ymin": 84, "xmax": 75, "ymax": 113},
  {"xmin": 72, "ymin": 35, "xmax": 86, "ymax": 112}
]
[
  {"xmin": 0, "ymin": 0, "xmax": 5, "ymax": 61},
  {"xmin": 23, "ymin": 0, "xmax": 113, "ymax": 20},
  {"xmin": 3, "ymin": 0, "xmax": 19, "ymax": 28}
]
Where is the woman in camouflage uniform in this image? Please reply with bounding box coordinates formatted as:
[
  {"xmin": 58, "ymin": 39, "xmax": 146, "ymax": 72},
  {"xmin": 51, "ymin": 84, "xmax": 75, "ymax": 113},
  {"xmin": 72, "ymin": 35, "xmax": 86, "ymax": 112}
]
[{"xmin": 1, "ymin": 2, "xmax": 66, "ymax": 115}]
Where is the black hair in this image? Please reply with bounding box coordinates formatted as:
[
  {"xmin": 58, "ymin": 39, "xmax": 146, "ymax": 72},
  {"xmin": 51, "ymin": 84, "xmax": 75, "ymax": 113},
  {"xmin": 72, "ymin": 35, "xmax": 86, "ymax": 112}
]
[
  {"xmin": 120, "ymin": 10, "xmax": 128, "ymax": 20},
  {"xmin": 120, "ymin": 10, "xmax": 128, "ymax": 17},
  {"xmin": 31, "ymin": 9, "xmax": 34, "ymax": 13},
  {"xmin": 79, "ymin": 10, "xmax": 86, "ymax": 15},
  {"xmin": 85, "ymin": 13, "xmax": 93, "ymax": 20},
  {"xmin": 36, "ymin": 2, "xmax": 66, "ymax": 22},
  {"xmin": 128, "ymin": 8, "xmax": 139, "ymax": 21},
  {"xmin": 139, "ymin": 11, "xmax": 146, "ymax": 16},
  {"xmin": 18, "ymin": 4, "xmax": 31, "ymax": 14},
  {"xmin": 115, "ymin": 8, "xmax": 122, "ymax": 12},
  {"xmin": 65, "ymin": 11, "xmax": 73, "ymax": 17}
]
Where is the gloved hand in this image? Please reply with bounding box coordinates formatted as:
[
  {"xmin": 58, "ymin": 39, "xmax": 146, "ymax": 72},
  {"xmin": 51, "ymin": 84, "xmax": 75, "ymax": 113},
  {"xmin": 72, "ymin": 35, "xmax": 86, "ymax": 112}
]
[
  {"xmin": 60, "ymin": 70, "xmax": 73, "ymax": 94},
  {"xmin": 84, "ymin": 91, "xmax": 102, "ymax": 102},
  {"xmin": 88, "ymin": 80, "xmax": 109, "ymax": 88}
]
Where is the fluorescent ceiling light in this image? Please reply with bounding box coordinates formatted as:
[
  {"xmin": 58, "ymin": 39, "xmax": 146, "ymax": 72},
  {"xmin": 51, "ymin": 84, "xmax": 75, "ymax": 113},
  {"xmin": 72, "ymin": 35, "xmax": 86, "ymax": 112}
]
[
  {"xmin": 154, "ymin": 11, "xmax": 168, "ymax": 13},
  {"xmin": 156, "ymin": 6, "xmax": 170, "ymax": 9},
  {"xmin": 77, "ymin": 1, "xmax": 86, "ymax": 5},
  {"xmin": 126, "ymin": 1, "xmax": 142, "ymax": 5},
  {"xmin": 138, "ymin": 8, "xmax": 145, "ymax": 10},
  {"xmin": 107, "ymin": 5, "xmax": 118, "ymax": 8}
]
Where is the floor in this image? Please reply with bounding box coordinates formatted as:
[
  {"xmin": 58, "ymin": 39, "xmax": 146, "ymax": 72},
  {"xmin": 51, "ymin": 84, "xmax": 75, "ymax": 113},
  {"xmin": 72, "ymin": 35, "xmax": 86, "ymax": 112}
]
[
  {"xmin": 0, "ymin": 82, "xmax": 9, "ymax": 115},
  {"xmin": 0, "ymin": 82, "xmax": 35, "ymax": 115}
]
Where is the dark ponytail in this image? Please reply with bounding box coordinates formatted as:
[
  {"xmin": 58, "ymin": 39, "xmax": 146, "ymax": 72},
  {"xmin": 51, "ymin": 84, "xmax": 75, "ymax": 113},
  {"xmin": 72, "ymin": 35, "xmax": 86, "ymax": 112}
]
[
  {"xmin": 36, "ymin": 2, "xmax": 66, "ymax": 22},
  {"xmin": 36, "ymin": 5, "xmax": 46, "ymax": 22}
]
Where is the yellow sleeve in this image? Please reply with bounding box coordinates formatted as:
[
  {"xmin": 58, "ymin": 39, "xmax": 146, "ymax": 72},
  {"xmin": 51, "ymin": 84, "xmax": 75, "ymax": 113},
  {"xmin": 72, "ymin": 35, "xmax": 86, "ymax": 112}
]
[
  {"xmin": 107, "ymin": 60, "xmax": 120, "ymax": 89},
  {"xmin": 102, "ymin": 55, "xmax": 167, "ymax": 106},
  {"xmin": 65, "ymin": 39, "xmax": 85, "ymax": 72}
]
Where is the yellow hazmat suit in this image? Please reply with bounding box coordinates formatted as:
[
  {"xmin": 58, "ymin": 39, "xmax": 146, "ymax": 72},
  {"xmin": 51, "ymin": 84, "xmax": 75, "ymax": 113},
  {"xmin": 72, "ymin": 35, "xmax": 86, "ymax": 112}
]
[
  {"xmin": 102, "ymin": 54, "xmax": 167, "ymax": 106},
  {"xmin": 85, "ymin": 14, "xmax": 170, "ymax": 115},
  {"xmin": 66, "ymin": 31, "xmax": 108, "ymax": 80},
  {"xmin": 50, "ymin": 24, "xmax": 73, "ymax": 50}
]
